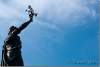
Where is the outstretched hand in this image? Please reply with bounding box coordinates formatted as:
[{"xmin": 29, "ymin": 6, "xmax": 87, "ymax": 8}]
[
  {"xmin": 28, "ymin": 5, "xmax": 34, "ymax": 19},
  {"xmin": 29, "ymin": 12, "xmax": 33, "ymax": 19},
  {"xmin": 26, "ymin": 5, "xmax": 37, "ymax": 20}
]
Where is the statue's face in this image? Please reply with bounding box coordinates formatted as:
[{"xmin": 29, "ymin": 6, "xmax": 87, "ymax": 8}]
[{"xmin": 8, "ymin": 26, "xmax": 17, "ymax": 35}]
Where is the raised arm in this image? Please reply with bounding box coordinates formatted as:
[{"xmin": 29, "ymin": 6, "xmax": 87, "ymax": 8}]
[
  {"xmin": 18, "ymin": 5, "xmax": 37, "ymax": 34},
  {"xmin": 18, "ymin": 16, "xmax": 33, "ymax": 33},
  {"xmin": 10, "ymin": 5, "xmax": 37, "ymax": 36}
]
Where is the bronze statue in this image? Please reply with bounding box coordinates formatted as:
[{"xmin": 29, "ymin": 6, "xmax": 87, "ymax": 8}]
[{"xmin": 1, "ymin": 5, "xmax": 37, "ymax": 66}]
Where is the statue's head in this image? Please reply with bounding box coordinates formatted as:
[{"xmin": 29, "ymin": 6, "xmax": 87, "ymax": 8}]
[{"xmin": 8, "ymin": 26, "xmax": 18, "ymax": 35}]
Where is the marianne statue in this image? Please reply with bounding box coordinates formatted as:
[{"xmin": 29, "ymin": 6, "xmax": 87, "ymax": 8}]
[{"xmin": 1, "ymin": 5, "xmax": 37, "ymax": 66}]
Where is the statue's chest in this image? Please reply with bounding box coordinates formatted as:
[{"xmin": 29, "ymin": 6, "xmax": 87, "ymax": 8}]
[
  {"xmin": 3, "ymin": 36, "xmax": 21, "ymax": 59},
  {"xmin": 5, "ymin": 35, "xmax": 21, "ymax": 44},
  {"xmin": 4, "ymin": 35, "xmax": 21, "ymax": 50}
]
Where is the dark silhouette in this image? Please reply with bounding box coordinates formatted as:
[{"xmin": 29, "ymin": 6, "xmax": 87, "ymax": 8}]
[{"xmin": 1, "ymin": 5, "xmax": 37, "ymax": 66}]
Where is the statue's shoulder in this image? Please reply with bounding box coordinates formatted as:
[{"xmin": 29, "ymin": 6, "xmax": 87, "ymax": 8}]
[{"xmin": 4, "ymin": 34, "xmax": 20, "ymax": 42}]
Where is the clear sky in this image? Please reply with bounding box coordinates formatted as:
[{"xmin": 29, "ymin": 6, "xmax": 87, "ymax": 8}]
[{"xmin": 0, "ymin": 0, "xmax": 99, "ymax": 66}]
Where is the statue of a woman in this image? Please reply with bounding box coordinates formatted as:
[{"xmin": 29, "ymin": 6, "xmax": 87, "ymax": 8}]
[{"xmin": 1, "ymin": 5, "xmax": 37, "ymax": 66}]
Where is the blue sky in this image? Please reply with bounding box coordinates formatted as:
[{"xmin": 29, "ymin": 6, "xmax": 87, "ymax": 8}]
[{"xmin": 0, "ymin": 0, "xmax": 99, "ymax": 66}]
